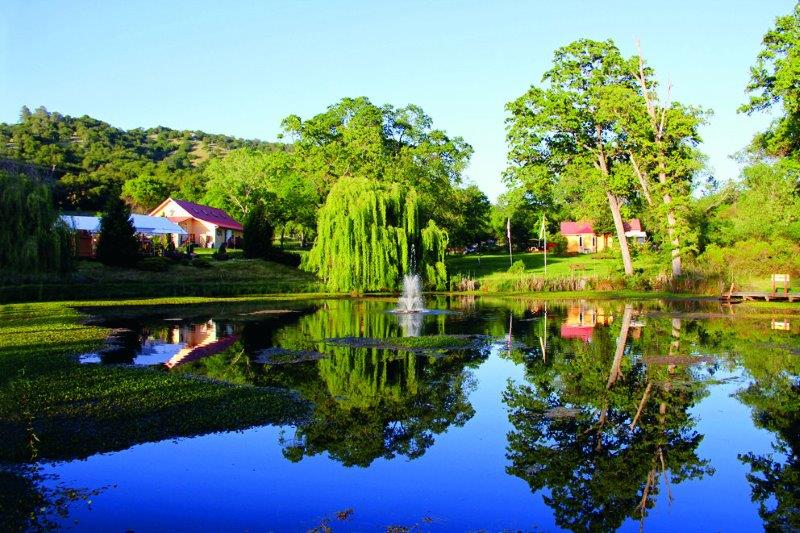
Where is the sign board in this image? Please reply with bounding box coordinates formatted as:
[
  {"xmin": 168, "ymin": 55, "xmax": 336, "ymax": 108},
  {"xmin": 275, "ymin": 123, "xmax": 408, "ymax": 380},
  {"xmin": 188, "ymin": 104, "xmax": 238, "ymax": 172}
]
[{"xmin": 772, "ymin": 274, "xmax": 790, "ymax": 283}]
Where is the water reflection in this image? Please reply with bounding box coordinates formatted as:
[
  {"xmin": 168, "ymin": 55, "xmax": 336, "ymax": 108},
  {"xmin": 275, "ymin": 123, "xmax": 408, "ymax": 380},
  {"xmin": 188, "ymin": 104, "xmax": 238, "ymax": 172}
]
[
  {"xmin": 504, "ymin": 302, "xmax": 718, "ymax": 530},
  {"xmin": 7, "ymin": 296, "xmax": 800, "ymax": 530}
]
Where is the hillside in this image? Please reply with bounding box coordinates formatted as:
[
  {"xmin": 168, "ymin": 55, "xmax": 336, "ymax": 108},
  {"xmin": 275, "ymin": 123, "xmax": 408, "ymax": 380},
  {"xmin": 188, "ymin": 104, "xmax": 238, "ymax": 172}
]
[{"xmin": 0, "ymin": 106, "xmax": 287, "ymax": 210}]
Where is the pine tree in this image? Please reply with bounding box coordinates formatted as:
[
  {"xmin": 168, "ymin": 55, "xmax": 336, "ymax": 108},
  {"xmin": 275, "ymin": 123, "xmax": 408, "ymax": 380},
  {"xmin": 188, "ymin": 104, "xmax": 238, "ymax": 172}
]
[{"xmin": 96, "ymin": 195, "xmax": 139, "ymax": 267}]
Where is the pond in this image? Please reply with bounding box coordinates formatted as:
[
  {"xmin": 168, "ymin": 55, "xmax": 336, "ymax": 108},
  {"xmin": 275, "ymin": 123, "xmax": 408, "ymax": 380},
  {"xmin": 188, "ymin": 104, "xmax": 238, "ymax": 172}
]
[{"xmin": 4, "ymin": 296, "xmax": 800, "ymax": 531}]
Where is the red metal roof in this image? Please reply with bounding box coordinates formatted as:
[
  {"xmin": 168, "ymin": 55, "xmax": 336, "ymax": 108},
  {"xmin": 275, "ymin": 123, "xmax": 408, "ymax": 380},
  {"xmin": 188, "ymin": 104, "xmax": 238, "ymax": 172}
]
[
  {"xmin": 560, "ymin": 221, "xmax": 595, "ymax": 235},
  {"xmin": 560, "ymin": 219, "xmax": 642, "ymax": 235},
  {"xmin": 171, "ymin": 199, "xmax": 243, "ymax": 231},
  {"xmin": 624, "ymin": 219, "xmax": 642, "ymax": 232}
]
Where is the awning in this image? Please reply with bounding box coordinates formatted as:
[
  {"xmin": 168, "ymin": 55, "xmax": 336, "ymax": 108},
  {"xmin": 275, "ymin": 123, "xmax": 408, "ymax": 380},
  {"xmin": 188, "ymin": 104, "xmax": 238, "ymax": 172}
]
[
  {"xmin": 60, "ymin": 214, "xmax": 187, "ymax": 235},
  {"xmin": 130, "ymin": 214, "xmax": 187, "ymax": 235},
  {"xmin": 60, "ymin": 215, "xmax": 99, "ymax": 232}
]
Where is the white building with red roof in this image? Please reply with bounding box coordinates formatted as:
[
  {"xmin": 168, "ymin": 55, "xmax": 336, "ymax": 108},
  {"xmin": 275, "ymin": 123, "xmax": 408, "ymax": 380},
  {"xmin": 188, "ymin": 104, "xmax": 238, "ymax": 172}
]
[
  {"xmin": 559, "ymin": 219, "xmax": 646, "ymax": 253},
  {"xmin": 149, "ymin": 198, "xmax": 244, "ymax": 249}
]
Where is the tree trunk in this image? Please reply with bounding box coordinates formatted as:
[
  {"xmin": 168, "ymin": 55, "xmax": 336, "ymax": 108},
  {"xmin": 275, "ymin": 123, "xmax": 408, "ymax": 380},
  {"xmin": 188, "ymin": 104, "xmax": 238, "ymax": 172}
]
[
  {"xmin": 659, "ymin": 179, "xmax": 682, "ymax": 277},
  {"xmin": 607, "ymin": 192, "xmax": 634, "ymax": 275}
]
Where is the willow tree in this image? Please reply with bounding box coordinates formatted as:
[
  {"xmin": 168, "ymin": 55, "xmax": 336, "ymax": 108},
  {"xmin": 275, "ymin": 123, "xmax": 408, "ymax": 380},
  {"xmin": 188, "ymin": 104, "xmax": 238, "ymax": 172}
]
[
  {"xmin": 0, "ymin": 171, "xmax": 73, "ymax": 276},
  {"xmin": 304, "ymin": 177, "xmax": 448, "ymax": 292}
]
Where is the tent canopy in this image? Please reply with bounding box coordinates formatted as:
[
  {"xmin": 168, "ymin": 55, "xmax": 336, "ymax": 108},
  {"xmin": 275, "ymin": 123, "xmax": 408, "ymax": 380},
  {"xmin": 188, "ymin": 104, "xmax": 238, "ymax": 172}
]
[{"xmin": 60, "ymin": 214, "xmax": 187, "ymax": 235}]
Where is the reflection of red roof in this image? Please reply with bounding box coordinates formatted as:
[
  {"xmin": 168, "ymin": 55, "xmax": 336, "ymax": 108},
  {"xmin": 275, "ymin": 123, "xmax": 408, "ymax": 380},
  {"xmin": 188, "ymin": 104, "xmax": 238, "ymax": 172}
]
[
  {"xmin": 624, "ymin": 219, "xmax": 642, "ymax": 232},
  {"xmin": 171, "ymin": 199, "xmax": 243, "ymax": 231},
  {"xmin": 164, "ymin": 335, "xmax": 239, "ymax": 369},
  {"xmin": 560, "ymin": 324, "xmax": 594, "ymax": 342},
  {"xmin": 560, "ymin": 221, "xmax": 595, "ymax": 235}
]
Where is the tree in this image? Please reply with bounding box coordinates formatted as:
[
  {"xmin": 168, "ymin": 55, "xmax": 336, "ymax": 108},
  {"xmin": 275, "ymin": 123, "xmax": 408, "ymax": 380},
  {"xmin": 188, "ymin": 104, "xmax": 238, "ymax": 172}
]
[
  {"xmin": 96, "ymin": 194, "xmax": 139, "ymax": 267},
  {"xmin": 281, "ymin": 97, "xmax": 473, "ymax": 232},
  {"xmin": 243, "ymin": 203, "xmax": 275, "ymax": 259},
  {"xmin": 304, "ymin": 177, "xmax": 448, "ymax": 292},
  {"xmin": 613, "ymin": 43, "xmax": 708, "ymax": 276},
  {"xmin": 445, "ymin": 184, "xmax": 492, "ymax": 247},
  {"xmin": 203, "ymin": 148, "xmax": 318, "ymax": 243},
  {"xmin": 0, "ymin": 171, "xmax": 73, "ymax": 275},
  {"xmin": 740, "ymin": 3, "xmax": 800, "ymax": 157},
  {"xmin": 506, "ymin": 39, "xmax": 639, "ymax": 275}
]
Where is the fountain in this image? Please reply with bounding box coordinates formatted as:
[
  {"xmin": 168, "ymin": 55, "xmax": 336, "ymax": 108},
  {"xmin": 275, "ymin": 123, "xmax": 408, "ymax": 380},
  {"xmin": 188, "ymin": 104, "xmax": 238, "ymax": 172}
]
[{"xmin": 396, "ymin": 273, "xmax": 425, "ymax": 313}]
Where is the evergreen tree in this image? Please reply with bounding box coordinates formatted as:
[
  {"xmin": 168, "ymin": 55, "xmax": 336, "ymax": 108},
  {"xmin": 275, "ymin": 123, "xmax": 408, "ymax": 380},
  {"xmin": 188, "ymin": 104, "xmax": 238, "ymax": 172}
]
[
  {"xmin": 96, "ymin": 195, "xmax": 139, "ymax": 267},
  {"xmin": 243, "ymin": 203, "xmax": 274, "ymax": 259}
]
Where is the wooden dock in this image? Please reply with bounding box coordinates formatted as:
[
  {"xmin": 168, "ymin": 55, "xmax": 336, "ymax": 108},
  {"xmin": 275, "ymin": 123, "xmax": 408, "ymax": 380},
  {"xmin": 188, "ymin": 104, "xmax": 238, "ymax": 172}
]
[
  {"xmin": 720, "ymin": 275, "xmax": 797, "ymax": 303},
  {"xmin": 720, "ymin": 291, "xmax": 798, "ymax": 302}
]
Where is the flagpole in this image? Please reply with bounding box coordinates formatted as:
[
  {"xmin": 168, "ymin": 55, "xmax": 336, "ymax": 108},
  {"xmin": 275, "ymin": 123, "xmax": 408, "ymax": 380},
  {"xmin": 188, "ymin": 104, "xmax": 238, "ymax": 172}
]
[{"xmin": 544, "ymin": 215, "xmax": 547, "ymax": 277}]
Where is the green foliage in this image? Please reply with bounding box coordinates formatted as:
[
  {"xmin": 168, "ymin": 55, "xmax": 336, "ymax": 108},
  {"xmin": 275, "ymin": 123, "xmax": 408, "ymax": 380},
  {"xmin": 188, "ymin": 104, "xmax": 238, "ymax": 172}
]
[
  {"xmin": 444, "ymin": 184, "xmax": 492, "ymax": 247},
  {"xmin": 740, "ymin": 3, "xmax": 800, "ymax": 157},
  {"xmin": 508, "ymin": 260, "xmax": 526, "ymax": 274},
  {"xmin": 0, "ymin": 106, "xmax": 285, "ymax": 210},
  {"xmin": 243, "ymin": 203, "xmax": 275, "ymax": 259},
  {"xmin": 137, "ymin": 256, "xmax": 173, "ymax": 272},
  {"xmin": 0, "ymin": 172, "xmax": 73, "ymax": 278},
  {"xmin": 282, "ymin": 97, "xmax": 473, "ymax": 230},
  {"xmin": 305, "ymin": 177, "xmax": 448, "ymax": 292},
  {"xmin": 96, "ymin": 195, "xmax": 140, "ymax": 267}
]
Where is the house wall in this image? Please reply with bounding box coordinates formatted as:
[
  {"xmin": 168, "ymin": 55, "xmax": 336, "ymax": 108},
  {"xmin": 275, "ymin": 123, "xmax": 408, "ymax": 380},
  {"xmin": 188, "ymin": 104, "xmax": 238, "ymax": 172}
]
[{"xmin": 565, "ymin": 233, "xmax": 615, "ymax": 253}]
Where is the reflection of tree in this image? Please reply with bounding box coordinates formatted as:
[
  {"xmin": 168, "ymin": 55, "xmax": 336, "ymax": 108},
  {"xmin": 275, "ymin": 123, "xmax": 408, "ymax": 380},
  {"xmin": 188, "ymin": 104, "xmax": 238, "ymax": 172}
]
[
  {"xmin": 504, "ymin": 305, "xmax": 713, "ymax": 531},
  {"xmin": 723, "ymin": 320, "xmax": 800, "ymax": 531},
  {"xmin": 180, "ymin": 299, "xmax": 486, "ymax": 467}
]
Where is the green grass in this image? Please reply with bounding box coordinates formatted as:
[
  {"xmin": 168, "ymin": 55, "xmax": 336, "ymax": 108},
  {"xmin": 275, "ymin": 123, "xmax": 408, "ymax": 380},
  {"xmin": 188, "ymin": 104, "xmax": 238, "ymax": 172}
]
[
  {"xmin": 0, "ymin": 257, "xmax": 320, "ymax": 302},
  {"xmin": 0, "ymin": 299, "xmax": 311, "ymax": 462},
  {"xmin": 447, "ymin": 252, "xmax": 618, "ymax": 279}
]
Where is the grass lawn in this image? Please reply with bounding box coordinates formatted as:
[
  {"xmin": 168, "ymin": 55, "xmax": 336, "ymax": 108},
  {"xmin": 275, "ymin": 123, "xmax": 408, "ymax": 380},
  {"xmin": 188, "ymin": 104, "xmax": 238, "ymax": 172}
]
[
  {"xmin": 447, "ymin": 252, "xmax": 618, "ymax": 278},
  {"xmin": 0, "ymin": 257, "xmax": 320, "ymax": 302},
  {"xmin": 0, "ymin": 298, "xmax": 312, "ymax": 463}
]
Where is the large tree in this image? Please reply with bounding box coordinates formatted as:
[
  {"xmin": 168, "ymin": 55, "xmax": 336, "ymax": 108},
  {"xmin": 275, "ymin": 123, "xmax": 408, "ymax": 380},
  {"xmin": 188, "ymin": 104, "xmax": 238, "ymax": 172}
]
[
  {"xmin": 303, "ymin": 176, "xmax": 448, "ymax": 292},
  {"xmin": 612, "ymin": 43, "xmax": 708, "ymax": 276},
  {"xmin": 506, "ymin": 39, "xmax": 640, "ymax": 275},
  {"xmin": 740, "ymin": 3, "xmax": 800, "ymax": 158},
  {"xmin": 280, "ymin": 97, "xmax": 473, "ymax": 231}
]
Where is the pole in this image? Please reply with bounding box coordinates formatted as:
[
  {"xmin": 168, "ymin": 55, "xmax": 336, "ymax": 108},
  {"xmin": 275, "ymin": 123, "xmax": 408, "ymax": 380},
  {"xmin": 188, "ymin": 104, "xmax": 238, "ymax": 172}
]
[
  {"xmin": 507, "ymin": 217, "xmax": 513, "ymax": 266},
  {"xmin": 543, "ymin": 219, "xmax": 547, "ymax": 277}
]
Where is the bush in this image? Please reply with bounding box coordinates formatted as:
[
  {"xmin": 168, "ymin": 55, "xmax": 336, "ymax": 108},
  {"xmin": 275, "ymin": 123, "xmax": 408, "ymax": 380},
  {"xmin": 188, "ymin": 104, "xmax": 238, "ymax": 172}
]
[
  {"xmin": 191, "ymin": 258, "xmax": 212, "ymax": 268},
  {"xmin": 96, "ymin": 195, "xmax": 140, "ymax": 267},
  {"xmin": 264, "ymin": 249, "xmax": 301, "ymax": 267},
  {"xmin": 508, "ymin": 259, "xmax": 526, "ymax": 274},
  {"xmin": 137, "ymin": 256, "xmax": 173, "ymax": 272},
  {"xmin": 212, "ymin": 243, "xmax": 229, "ymax": 261},
  {"xmin": 549, "ymin": 233, "xmax": 568, "ymax": 256}
]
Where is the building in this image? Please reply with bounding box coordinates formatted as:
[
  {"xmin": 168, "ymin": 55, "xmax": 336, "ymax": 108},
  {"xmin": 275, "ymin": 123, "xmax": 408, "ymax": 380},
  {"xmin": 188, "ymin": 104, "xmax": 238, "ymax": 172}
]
[
  {"xmin": 559, "ymin": 219, "xmax": 646, "ymax": 253},
  {"xmin": 149, "ymin": 198, "xmax": 244, "ymax": 249},
  {"xmin": 60, "ymin": 214, "xmax": 187, "ymax": 258}
]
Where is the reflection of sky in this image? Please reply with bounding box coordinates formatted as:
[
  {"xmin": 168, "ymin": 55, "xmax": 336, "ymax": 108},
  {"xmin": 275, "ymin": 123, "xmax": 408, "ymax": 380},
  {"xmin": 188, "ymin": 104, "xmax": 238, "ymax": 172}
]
[
  {"xmin": 44, "ymin": 348, "xmax": 778, "ymax": 531},
  {"xmin": 47, "ymin": 301, "xmax": 798, "ymax": 530}
]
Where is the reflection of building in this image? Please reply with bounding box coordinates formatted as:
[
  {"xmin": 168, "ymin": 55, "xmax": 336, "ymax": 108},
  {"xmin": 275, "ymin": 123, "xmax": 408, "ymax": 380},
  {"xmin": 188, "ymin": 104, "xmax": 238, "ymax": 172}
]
[
  {"xmin": 560, "ymin": 304, "xmax": 614, "ymax": 342},
  {"xmin": 164, "ymin": 320, "xmax": 238, "ymax": 368}
]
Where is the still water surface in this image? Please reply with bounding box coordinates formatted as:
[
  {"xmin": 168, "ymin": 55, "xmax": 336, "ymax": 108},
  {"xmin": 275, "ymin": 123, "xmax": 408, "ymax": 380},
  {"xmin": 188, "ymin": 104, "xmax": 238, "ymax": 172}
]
[{"xmin": 20, "ymin": 297, "xmax": 800, "ymax": 530}]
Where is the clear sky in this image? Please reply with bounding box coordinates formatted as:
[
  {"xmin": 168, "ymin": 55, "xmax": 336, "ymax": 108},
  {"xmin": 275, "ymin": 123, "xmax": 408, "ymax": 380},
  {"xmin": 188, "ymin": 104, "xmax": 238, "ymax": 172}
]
[{"xmin": 1, "ymin": 0, "xmax": 794, "ymax": 200}]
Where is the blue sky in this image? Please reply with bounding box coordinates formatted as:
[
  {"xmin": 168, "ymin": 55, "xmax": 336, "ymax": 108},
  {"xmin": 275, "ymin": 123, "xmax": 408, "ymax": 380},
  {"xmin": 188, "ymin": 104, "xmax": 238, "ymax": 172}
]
[{"xmin": 1, "ymin": 0, "xmax": 793, "ymax": 200}]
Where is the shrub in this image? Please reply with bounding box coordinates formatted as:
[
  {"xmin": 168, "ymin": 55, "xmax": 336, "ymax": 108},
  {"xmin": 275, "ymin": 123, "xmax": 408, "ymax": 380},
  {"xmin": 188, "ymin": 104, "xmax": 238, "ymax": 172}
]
[
  {"xmin": 191, "ymin": 258, "xmax": 212, "ymax": 268},
  {"xmin": 212, "ymin": 243, "xmax": 229, "ymax": 261},
  {"xmin": 508, "ymin": 260, "xmax": 526, "ymax": 274},
  {"xmin": 137, "ymin": 256, "xmax": 173, "ymax": 272},
  {"xmin": 264, "ymin": 249, "xmax": 301, "ymax": 267}
]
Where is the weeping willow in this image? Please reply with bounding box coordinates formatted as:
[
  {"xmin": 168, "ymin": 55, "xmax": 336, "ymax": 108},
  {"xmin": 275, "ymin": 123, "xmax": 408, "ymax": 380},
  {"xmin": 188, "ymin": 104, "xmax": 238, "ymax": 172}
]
[
  {"xmin": 304, "ymin": 177, "xmax": 448, "ymax": 292},
  {"xmin": 0, "ymin": 171, "xmax": 73, "ymax": 278}
]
